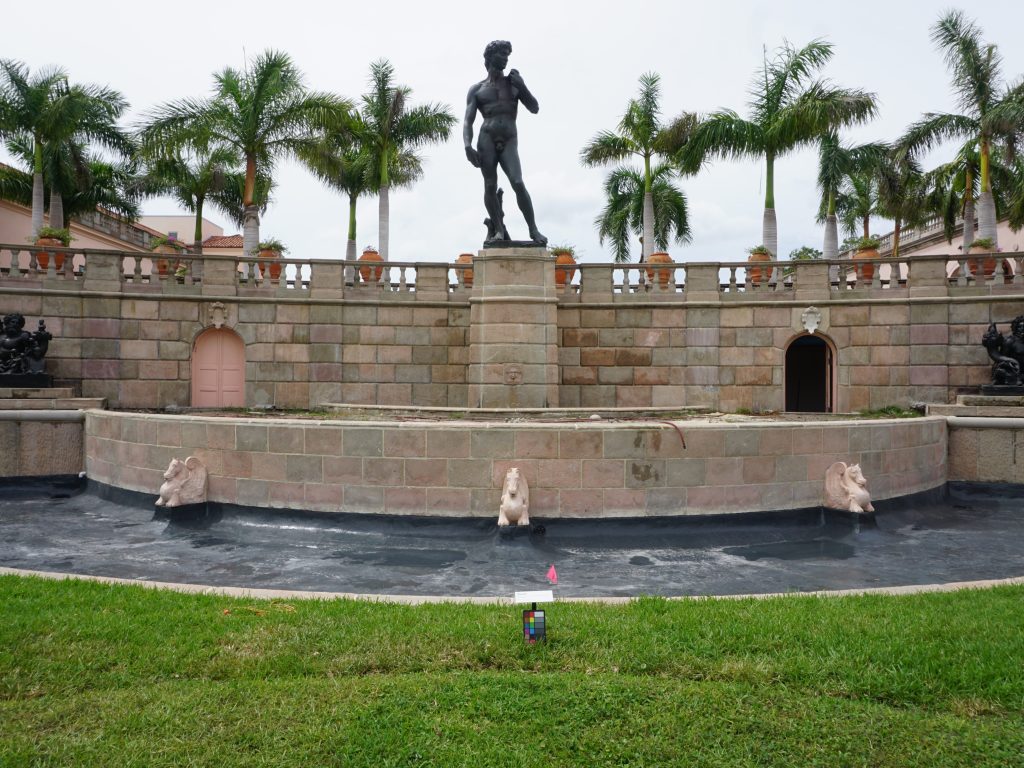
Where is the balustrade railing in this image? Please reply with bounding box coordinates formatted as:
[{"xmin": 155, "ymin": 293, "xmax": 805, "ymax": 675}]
[{"xmin": 2, "ymin": 243, "xmax": 1022, "ymax": 301}]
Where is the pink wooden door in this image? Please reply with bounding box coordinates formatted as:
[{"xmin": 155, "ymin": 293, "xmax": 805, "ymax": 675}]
[{"xmin": 191, "ymin": 328, "xmax": 245, "ymax": 407}]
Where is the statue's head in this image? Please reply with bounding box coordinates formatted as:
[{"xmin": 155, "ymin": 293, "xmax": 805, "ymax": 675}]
[
  {"xmin": 483, "ymin": 40, "xmax": 512, "ymax": 71},
  {"xmin": 1011, "ymin": 315, "xmax": 1024, "ymax": 339},
  {"xmin": 2, "ymin": 314, "xmax": 25, "ymax": 336}
]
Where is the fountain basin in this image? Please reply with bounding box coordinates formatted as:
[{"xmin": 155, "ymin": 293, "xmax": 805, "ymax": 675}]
[{"xmin": 85, "ymin": 409, "xmax": 946, "ymax": 517}]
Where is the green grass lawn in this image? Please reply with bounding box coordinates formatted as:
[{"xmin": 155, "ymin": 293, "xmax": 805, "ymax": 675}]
[{"xmin": 1, "ymin": 576, "xmax": 1022, "ymax": 766}]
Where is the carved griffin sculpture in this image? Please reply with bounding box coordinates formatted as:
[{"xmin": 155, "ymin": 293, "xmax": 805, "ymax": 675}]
[
  {"xmin": 498, "ymin": 467, "xmax": 530, "ymax": 526},
  {"xmin": 824, "ymin": 461, "xmax": 874, "ymax": 513},
  {"xmin": 155, "ymin": 456, "xmax": 208, "ymax": 507}
]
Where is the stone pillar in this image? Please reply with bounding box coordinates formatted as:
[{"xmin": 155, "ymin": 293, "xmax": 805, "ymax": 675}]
[{"xmin": 468, "ymin": 248, "xmax": 559, "ymax": 408}]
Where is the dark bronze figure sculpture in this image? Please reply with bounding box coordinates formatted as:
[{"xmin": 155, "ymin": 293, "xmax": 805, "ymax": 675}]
[
  {"xmin": 464, "ymin": 40, "xmax": 547, "ymax": 247},
  {"xmin": 0, "ymin": 313, "xmax": 52, "ymax": 383},
  {"xmin": 982, "ymin": 315, "xmax": 1024, "ymax": 388}
]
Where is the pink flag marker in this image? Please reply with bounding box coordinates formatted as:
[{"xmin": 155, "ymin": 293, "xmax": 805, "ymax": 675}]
[{"xmin": 546, "ymin": 564, "xmax": 558, "ymax": 584}]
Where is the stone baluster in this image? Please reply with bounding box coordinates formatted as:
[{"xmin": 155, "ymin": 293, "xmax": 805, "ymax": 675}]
[{"xmin": 8, "ymin": 249, "xmax": 22, "ymax": 278}]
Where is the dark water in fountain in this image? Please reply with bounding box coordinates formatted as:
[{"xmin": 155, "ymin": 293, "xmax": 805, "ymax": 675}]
[{"xmin": 1, "ymin": 478, "xmax": 1022, "ymax": 598}]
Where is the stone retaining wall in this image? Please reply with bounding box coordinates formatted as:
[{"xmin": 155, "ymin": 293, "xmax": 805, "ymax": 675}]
[
  {"xmin": 85, "ymin": 410, "xmax": 947, "ymax": 517},
  {"xmin": 4, "ymin": 248, "xmax": 1024, "ymax": 412},
  {"xmin": 0, "ymin": 412, "xmax": 84, "ymax": 477}
]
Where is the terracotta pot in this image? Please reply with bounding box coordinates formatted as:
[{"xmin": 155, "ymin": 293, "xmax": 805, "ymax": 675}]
[
  {"xmin": 968, "ymin": 246, "xmax": 996, "ymax": 278},
  {"xmin": 359, "ymin": 249, "xmax": 383, "ymax": 283},
  {"xmin": 747, "ymin": 251, "xmax": 773, "ymax": 285},
  {"xmin": 553, "ymin": 251, "xmax": 576, "ymax": 288},
  {"xmin": 645, "ymin": 252, "xmax": 674, "ymax": 288},
  {"xmin": 853, "ymin": 247, "xmax": 878, "ymax": 281},
  {"xmin": 259, "ymin": 248, "xmax": 283, "ymax": 280},
  {"xmin": 455, "ymin": 253, "xmax": 474, "ymax": 287},
  {"xmin": 35, "ymin": 237, "xmax": 65, "ymax": 271},
  {"xmin": 152, "ymin": 244, "xmax": 183, "ymax": 278}
]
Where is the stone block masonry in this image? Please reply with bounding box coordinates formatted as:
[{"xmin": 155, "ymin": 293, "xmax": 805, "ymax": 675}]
[
  {"xmin": 85, "ymin": 410, "xmax": 947, "ymax": 517},
  {"xmin": 2, "ymin": 247, "xmax": 1023, "ymax": 411}
]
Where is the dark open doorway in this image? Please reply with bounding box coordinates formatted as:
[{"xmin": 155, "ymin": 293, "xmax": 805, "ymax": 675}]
[{"xmin": 785, "ymin": 335, "xmax": 833, "ymax": 412}]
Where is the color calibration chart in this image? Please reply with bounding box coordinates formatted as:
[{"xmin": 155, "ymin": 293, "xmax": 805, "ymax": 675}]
[{"xmin": 523, "ymin": 609, "xmax": 545, "ymax": 643}]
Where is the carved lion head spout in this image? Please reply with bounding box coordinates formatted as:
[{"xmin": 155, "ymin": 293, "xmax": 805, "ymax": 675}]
[
  {"xmin": 498, "ymin": 467, "xmax": 530, "ymax": 527},
  {"xmin": 155, "ymin": 456, "xmax": 208, "ymax": 508},
  {"xmin": 824, "ymin": 461, "xmax": 875, "ymax": 514}
]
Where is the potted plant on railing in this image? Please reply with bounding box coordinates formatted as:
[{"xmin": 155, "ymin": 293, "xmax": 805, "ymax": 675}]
[
  {"xmin": 966, "ymin": 237, "xmax": 997, "ymax": 278},
  {"xmin": 645, "ymin": 251, "xmax": 675, "ymax": 288},
  {"xmin": 33, "ymin": 226, "xmax": 72, "ymax": 272},
  {"xmin": 149, "ymin": 234, "xmax": 187, "ymax": 278},
  {"xmin": 255, "ymin": 238, "xmax": 287, "ymax": 281},
  {"xmin": 746, "ymin": 245, "xmax": 772, "ymax": 286},
  {"xmin": 850, "ymin": 235, "xmax": 881, "ymax": 282},
  {"xmin": 454, "ymin": 252, "xmax": 474, "ymax": 287},
  {"xmin": 358, "ymin": 244, "xmax": 383, "ymax": 283},
  {"xmin": 550, "ymin": 244, "xmax": 576, "ymax": 288}
]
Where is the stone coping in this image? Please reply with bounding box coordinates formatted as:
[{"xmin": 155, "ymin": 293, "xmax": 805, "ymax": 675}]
[
  {"xmin": 2, "ymin": 567, "xmax": 1021, "ymax": 605},
  {"xmin": 85, "ymin": 410, "xmax": 947, "ymax": 519}
]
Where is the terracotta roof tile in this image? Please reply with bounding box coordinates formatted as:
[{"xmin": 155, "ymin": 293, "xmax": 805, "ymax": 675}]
[{"xmin": 202, "ymin": 234, "xmax": 244, "ymax": 248}]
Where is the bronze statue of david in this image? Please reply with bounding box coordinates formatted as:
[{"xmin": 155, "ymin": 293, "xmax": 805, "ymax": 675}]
[{"xmin": 464, "ymin": 40, "xmax": 547, "ymax": 247}]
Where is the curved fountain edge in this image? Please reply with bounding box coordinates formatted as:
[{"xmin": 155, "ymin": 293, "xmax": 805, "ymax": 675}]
[{"xmin": 84, "ymin": 409, "xmax": 947, "ymax": 518}]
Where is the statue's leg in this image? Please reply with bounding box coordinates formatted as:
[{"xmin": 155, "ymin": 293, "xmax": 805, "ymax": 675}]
[
  {"xmin": 478, "ymin": 135, "xmax": 505, "ymax": 242},
  {"xmin": 499, "ymin": 139, "xmax": 546, "ymax": 245}
]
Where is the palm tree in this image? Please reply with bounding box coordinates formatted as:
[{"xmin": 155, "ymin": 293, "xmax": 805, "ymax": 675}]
[
  {"xmin": 139, "ymin": 50, "xmax": 351, "ymax": 257},
  {"xmin": 816, "ymin": 134, "xmax": 887, "ymax": 258},
  {"xmin": 297, "ymin": 115, "xmax": 373, "ymax": 262},
  {"xmin": 582, "ymin": 73, "xmax": 682, "ymax": 262},
  {"xmin": 664, "ymin": 40, "xmax": 877, "ymax": 257},
  {"xmin": 139, "ymin": 147, "xmax": 252, "ymax": 251},
  {"xmin": 0, "ymin": 60, "xmax": 130, "ymax": 236},
  {"xmin": 358, "ymin": 59, "xmax": 455, "ymax": 261},
  {"xmin": 876, "ymin": 149, "xmax": 930, "ymax": 259},
  {"xmin": 901, "ymin": 10, "xmax": 1024, "ymax": 247},
  {"xmin": 4, "ymin": 134, "xmax": 140, "ymax": 223},
  {"xmin": 834, "ymin": 169, "xmax": 880, "ymax": 242},
  {"xmin": 595, "ymin": 163, "xmax": 690, "ymax": 263}
]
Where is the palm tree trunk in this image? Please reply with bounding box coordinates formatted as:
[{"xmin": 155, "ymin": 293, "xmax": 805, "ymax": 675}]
[
  {"xmin": 243, "ymin": 207, "xmax": 260, "ymax": 259},
  {"xmin": 193, "ymin": 197, "xmax": 205, "ymax": 252},
  {"xmin": 962, "ymin": 189, "xmax": 975, "ymax": 250},
  {"xmin": 823, "ymin": 216, "xmax": 838, "ymax": 260},
  {"xmin": 31, "ymin": 141, "xmax": 44, "ymax": 238},
  {"xmin": 641, "ymin": 192, "xmax": 654, "ymax": 263},
  {"xmin": 823, "ymin": 191, "xmax": 838, "ymax": 260},
  {"xmin": 862, "ymin": 216, "xmax": 870, "ymax": 240},
  {"xmin": 892, "ymin": 219, "xmax": 902, "ymax": 259},
  {"xmin": 242, "ymin": 154, "xmax": 259, "ymax": 258},
  {"xmin": 379, "ymin": 182, "xmax": 390, "ymax": 261},
  {"xmin": 641, "ymin": 154, "xmax": 654, "ymax": 262},
  {"xmin": 762, "ymin": 209, "xmax": 778, "ymax": 259},
  {"xmin": 763, "ymin": 153, "xmax": 777, "ymax": 257},
  {"xmin": 977, "ymin": 136, "xmax": 998, "ymax": 245},
  {"xmin": 48, "ymin": 189, "xmax": 64, "ymax": 230},
  {"xmin": 345, "ymin": 192, "xmax": 358, "ymax": 283},
  {"xmin": 346, "ymin": 192, "xmax": 358, "ymax": 261}
]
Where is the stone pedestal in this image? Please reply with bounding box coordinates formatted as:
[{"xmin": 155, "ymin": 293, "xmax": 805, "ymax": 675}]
[{"xmin": 468, "ymin": 248, "xmax": 559, "ymax": 408}]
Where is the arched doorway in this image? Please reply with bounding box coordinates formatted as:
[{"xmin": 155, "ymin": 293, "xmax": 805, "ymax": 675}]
[
  {"xmin": 785, "ymin": 334, "xmax": 834, "ymax": 413},
  {"xmin": 191, "ymin": 328, "xmax": 245, "ymax": 407}
]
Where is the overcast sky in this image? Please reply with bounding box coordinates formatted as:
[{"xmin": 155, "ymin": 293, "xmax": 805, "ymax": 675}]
[{"xmin": 3, "ymin": 0, "xmax": 1023, "ymax": 264}]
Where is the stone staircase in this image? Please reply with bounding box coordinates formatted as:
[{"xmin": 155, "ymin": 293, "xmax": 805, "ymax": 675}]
[{"xmin": 0, "ymin": 388, "xmax": 105, "ymax": 410}]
